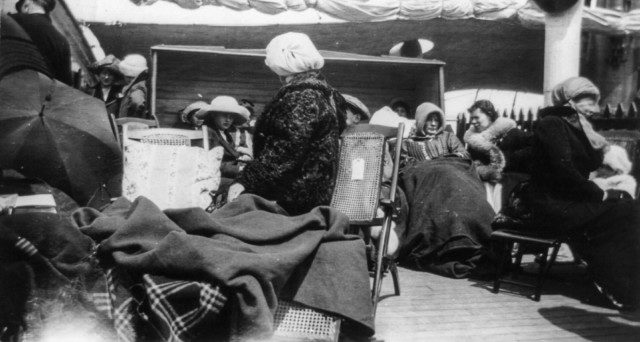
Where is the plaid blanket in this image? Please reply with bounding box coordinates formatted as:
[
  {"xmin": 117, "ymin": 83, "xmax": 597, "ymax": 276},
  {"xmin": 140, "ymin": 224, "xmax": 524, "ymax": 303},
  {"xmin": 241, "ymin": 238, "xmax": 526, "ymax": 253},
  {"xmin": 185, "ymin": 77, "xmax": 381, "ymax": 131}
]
[{"xmin": 101, "ymin": 269, "xmax": 228, "ymax": 342}]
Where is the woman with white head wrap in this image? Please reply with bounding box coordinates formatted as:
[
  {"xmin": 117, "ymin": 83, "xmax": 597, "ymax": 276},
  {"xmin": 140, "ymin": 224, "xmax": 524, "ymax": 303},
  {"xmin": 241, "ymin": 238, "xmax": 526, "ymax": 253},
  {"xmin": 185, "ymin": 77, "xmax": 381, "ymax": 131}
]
[
  {"xmin": 264, "ymin": 32, "xmax": 325, "ymax": 79},
  {"xmin": 117, "ymin": 54, "xmax": 151, "ymax": 119},
  {"xmin": 228, "ymin": 32, "xmax": 347, "ymax": 215}
]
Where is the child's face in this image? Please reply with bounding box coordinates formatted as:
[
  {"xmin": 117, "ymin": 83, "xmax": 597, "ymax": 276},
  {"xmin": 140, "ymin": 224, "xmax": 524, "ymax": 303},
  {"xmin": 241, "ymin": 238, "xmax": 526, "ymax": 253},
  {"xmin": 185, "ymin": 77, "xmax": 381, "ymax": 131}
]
[{"xmin": 212, "ymin": 112, "xmax": 234, "ymax": 130}]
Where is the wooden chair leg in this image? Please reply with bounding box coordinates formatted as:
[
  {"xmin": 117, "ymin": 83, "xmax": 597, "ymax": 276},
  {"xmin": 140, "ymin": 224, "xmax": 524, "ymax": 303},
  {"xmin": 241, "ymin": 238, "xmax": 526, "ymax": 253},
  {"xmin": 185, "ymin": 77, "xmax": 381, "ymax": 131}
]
[
  {"xmin": 513, "ymin": 244, "xmax": 524, "ymax": 272},
  {"xmin": 389, "ymin": 261, "xmax": 400, "ymax": 296},
  {"xmin": 534, "ymin": 242, "xmax": 561, "ymax": 301},
  {"xmin": 371, "ymin": 215, "xmax": 393, "ymax": 317},
  {"xmin": 533, "ymin": 247, "xmax": 549, "ymax": 301},
  {"xmin": 492, "ymin": 239, "xmax": 507, "ymax": 293}
]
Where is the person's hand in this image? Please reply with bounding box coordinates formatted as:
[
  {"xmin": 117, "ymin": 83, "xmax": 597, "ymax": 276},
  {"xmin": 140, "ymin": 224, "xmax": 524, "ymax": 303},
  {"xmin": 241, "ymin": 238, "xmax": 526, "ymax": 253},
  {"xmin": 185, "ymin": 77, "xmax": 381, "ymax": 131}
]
[
  {"xmin": 227, "ymin": 183, "xmax": 245, "ymax": 203},
  {"xmin": 238, "ymin": 154, "xmax": 252, "ymax": 162},
  {"xmin": 236, "ymin": 147, "xmax": 252, "ymax": 156}
]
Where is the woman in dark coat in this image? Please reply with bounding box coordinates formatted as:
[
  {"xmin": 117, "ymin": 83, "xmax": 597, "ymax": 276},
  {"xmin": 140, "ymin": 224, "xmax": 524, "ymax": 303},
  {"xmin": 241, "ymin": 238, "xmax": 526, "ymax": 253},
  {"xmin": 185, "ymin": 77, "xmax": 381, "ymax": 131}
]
[
  {"xmin": 228, "ymin": 32, "xmax": 346, "ymax": 215},
  {"xmin": 523, "ymin": 77, "xmax": 640, "ymax": 310}
]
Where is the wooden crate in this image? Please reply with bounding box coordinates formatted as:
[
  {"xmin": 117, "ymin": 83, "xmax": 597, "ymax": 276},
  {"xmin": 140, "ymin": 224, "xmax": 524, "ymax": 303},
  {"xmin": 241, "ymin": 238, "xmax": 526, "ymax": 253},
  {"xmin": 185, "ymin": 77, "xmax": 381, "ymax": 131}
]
[{"xmin": 149, "ymin": 45, "xmax": 445, "ymax": 127}]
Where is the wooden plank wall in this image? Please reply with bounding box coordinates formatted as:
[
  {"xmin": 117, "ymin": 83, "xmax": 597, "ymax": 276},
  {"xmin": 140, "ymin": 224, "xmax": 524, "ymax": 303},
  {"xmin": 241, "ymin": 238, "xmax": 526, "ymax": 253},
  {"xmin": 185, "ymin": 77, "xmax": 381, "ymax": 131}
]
[
  {"xmin": 89, "ymin": 18, "xmax": 544, "ymax": 94},
  {"xmin": 155, "ymin": 51, "xmax": 441, "ymax": 127}
]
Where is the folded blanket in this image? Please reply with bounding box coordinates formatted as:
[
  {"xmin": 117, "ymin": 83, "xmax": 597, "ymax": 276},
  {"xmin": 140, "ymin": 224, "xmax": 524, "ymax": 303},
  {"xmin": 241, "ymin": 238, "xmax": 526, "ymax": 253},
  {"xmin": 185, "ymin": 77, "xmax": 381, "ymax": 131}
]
[{"xmin": 74, "ymin": 194, "xmax": 374, "ymax": 340}]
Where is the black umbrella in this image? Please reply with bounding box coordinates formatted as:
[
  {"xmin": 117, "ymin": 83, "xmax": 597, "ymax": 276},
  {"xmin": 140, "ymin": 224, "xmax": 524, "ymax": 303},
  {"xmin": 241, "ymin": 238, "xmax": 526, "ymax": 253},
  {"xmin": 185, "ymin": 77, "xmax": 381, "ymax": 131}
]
[{"xmin": 0, "ymin": 69, "xmax": 122, "ymax": 205}]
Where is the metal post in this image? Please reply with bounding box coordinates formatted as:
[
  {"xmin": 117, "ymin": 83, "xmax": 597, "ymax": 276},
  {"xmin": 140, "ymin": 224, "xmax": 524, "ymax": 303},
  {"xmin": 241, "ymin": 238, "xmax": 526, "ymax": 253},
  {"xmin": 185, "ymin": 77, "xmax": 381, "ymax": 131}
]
[
  {"xmin": 150, "ymin": 49, "xmax": 158, "ymax": 119},
  {"xmin": 439, "ymin": 66, "xmax": 446, "ymax": 112}
]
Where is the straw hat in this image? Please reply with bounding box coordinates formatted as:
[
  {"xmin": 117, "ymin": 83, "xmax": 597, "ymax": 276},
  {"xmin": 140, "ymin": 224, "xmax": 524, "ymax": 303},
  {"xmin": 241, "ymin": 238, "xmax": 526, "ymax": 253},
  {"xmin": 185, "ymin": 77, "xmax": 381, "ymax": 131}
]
[
  {"xmin": 196, "ymin": 96, "xmax": 250, "ymax": 125},
  {"xmin": 180, "ymin": 100, "xmax": 209, "ymax": 123},
  {"xmin": 118, "ymin": 54, "xmax": 148, "ymax": 78},
  {"xmin": 342, "ymin": 94, "xmax": 370, "ymax": 120}
]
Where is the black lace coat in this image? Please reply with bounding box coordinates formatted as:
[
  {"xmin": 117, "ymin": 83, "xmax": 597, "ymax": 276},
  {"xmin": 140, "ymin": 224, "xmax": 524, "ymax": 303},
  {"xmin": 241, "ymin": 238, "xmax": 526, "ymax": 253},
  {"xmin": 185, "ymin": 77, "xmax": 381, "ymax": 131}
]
[{"xmin": 238, "ymin": 71, "xmax": 346, "ymax": 215}]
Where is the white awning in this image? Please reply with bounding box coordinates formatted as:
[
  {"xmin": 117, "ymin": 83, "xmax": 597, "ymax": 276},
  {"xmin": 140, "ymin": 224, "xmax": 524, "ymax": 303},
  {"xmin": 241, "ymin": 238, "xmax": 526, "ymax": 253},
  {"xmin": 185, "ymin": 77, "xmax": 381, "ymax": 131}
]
[{"xmin": 65, "ymin": 0, "xmax": 640, "ymax": 35}]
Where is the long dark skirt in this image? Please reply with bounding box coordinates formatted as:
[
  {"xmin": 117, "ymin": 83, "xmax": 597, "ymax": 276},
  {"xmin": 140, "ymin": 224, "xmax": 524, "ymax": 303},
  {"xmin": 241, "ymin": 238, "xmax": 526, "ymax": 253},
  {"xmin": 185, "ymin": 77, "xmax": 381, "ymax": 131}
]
[
  {"xmin": 527, "ymin": 187, "xmax": 640, "ymax": 308},
  {"xmin": 398, "ymin": 158, "xmax": 494, "ymax": 278}
]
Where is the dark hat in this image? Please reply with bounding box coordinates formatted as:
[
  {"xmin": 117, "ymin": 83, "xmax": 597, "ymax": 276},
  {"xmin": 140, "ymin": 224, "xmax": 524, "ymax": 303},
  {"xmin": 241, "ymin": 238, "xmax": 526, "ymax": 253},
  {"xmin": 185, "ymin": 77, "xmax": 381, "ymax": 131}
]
[
  {"xmin": 15, "ymin": 0, "xmax": 25, "ymax": 12},
  {"xmin": 88, "ymin": 55, "xmax": 124, "ymax": 78},
  {"xmin": 33, "ymin": 0, "xmax": 56, "ymax": 13},
  {"xmin": 533, "ymin": 0, "xmax": 579, "ymax": 14},
  {"xmin": 239, "ymin": 99, "xmax": 255, "ymax": 116}
]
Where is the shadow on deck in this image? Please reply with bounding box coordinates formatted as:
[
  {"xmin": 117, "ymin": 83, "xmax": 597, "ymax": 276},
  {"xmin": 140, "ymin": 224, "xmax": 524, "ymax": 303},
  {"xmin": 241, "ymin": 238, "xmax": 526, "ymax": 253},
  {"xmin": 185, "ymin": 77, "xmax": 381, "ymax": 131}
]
[{"xmin": 373, "ymin": 260, "xmax": 640, "ymax": 341}]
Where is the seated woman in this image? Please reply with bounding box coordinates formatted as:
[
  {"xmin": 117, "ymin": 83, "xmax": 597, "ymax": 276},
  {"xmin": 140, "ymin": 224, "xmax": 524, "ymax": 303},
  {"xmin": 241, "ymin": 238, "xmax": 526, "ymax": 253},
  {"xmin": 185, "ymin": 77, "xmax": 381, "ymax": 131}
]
[
  {"xmin": 464, "ymin": 100, "xmax": 532, "ymax": 211},
  {"xmin": 401, "ymin": 102, "xmax": 468, "ymax": 164},
  {"xmin": 386, "ymin": 103, "xmax": 495, "ymax": 278},
  {"xmin": 227, "ymin": 32, "xmax": 346, "ymax": 215},
  {"xmin": 180, "ymin": 96, "xmax": 251, "ymax": 187},
  {"xmin": 86, "ymin": 55, "xmax": 124, "ymax": 106},
  {"xmin": 521, "ymin": 77, "xmax": 640, "ymax": 310}
]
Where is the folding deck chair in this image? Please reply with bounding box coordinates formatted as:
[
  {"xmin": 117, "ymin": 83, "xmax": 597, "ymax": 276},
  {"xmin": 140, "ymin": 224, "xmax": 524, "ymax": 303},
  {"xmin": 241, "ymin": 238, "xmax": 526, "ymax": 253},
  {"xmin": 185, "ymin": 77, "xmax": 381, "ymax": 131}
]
[
  {"xmin": 271, "ymin": 123, "xmax": 405, "ymax": 341},
  {"xmin": 330, "ymin": 123, "xmax": 405, "ymax": 315}
]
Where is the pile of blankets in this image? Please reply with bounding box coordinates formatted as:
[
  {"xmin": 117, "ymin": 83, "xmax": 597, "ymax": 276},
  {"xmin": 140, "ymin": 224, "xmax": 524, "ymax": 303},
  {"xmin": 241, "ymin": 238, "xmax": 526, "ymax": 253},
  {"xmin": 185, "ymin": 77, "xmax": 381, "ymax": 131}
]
[{"xmin": 0, "ymin": 194, "xmax": 374, "ymax": 341}]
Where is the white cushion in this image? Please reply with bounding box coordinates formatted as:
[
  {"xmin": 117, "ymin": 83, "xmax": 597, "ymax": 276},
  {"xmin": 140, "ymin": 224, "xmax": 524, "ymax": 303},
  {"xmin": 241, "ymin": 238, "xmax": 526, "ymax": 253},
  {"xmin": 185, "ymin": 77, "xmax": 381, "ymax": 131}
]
[{"xmin": 122, "ymin": 140, "xmax": 223, "ymax": 210}]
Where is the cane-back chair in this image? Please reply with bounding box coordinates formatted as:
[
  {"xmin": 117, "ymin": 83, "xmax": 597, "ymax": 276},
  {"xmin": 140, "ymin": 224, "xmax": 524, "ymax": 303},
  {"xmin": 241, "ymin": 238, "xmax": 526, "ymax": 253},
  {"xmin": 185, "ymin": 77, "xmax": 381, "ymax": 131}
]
[
  {"xmin": 111, "ymin": 115, "xmax": 161, "ymax": 147},
  {"xmin": 120, "ymin": 125, "xmax": 217, "ymax": 211},
  {"xmin": 271, "ymin": 123, "xmax": 405, "ymax": 341},
  {"xmin": 330, "ymin": 123, "xmax": 405, "ymax": 316},
  {"xmin": 122, "ymin": 125, "xmax": 208, "ymax": 149},
  {"xmin": 273, "ymin": 301, "xmax": 342, "ymax": 342}
]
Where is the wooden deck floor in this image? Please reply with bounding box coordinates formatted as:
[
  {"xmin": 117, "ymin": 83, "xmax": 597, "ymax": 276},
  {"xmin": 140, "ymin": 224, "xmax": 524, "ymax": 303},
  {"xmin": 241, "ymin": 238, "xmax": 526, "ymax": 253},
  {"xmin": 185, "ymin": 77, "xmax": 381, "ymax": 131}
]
[{"xmin": 373, "ymin": 256, "xmax": 640, "ymax": 341}]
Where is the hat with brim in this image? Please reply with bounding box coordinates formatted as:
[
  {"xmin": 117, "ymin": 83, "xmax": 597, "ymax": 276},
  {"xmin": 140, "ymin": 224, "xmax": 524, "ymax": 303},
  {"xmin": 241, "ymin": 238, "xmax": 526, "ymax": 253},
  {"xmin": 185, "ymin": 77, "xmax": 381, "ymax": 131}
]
[
  {"xmin": 196, "ymin": 96, "xmax": 250, "ymax": 125},
  {"xmin": 343, "ymin": 94, "xmax": 370, "ymax": 120},
  {"xmin": 389, "ymin": 39, "xmax": 434, "ymax": 57},
  {"xmin": 88, "ymin": 55, "xmax": 124, "ymax": 78}
]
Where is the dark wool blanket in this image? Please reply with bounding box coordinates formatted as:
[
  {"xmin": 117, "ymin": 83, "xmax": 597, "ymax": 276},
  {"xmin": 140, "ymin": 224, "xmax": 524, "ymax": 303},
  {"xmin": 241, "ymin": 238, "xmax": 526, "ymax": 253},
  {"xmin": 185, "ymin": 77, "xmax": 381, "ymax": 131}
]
[
  {"xmin": 0, "ymin": 213, "xmax": 113, "ymax": 341},
  {"xmin": 399, "ymin": 157, "xmax": 495, "ymax": 278},
  {"xmin": 74, "ymin": 194, "xmax": 374, "ymax": 339}
]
